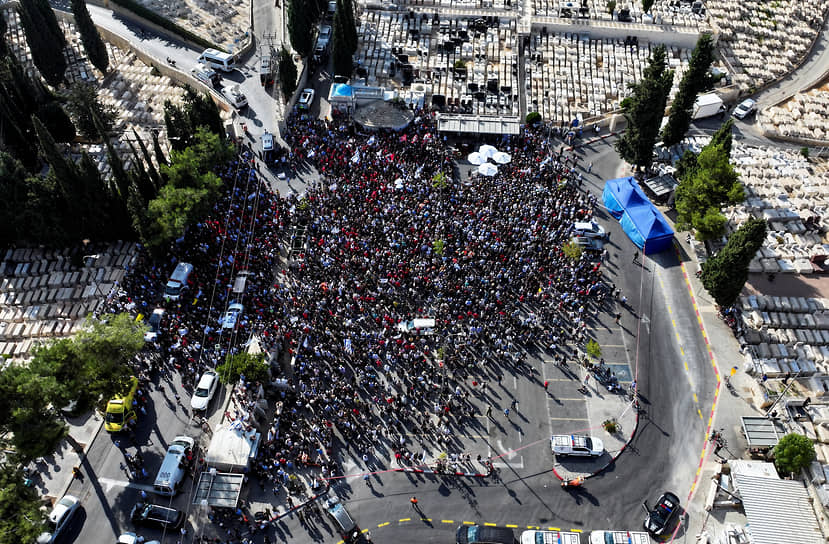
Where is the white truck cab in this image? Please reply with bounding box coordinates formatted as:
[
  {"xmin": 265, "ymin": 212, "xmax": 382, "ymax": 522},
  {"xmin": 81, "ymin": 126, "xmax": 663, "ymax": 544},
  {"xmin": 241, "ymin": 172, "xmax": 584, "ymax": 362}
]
[{"xmin": 153, "ymin": 435, "xmax": 194, "ymax": 496}]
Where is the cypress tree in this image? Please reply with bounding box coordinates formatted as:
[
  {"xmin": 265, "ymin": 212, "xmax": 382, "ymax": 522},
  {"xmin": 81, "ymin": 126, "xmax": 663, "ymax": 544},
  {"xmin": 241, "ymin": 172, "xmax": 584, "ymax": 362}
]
[
  {"xmin": 127, "ymin": 138, "xmax": 156, "ymax": 204},
  {"xmin": 278, "ymin": 46, "xmax": 297, "ymax": 102},
  {"xmin": 331, "ymin": 6, "xmax": 352, "ymax": 77},
  {"xmin": 287, "ymin": 0, "xmax": 314, "ymax": 56},
  {"xmin": 17, "ymin": 2, "xmax": 67, "ymax": 87},
  {"xmin": 133, "ymin": 128, "xmax": 162, "ymax": 191},
  {"xmin": 32, "ymin": 114, "xmax": 77, "ymax": 198},
  {"xmin": 70, "ymin": 0, "xmax": 109, "ymax": 73},
  {"xmin": 30, "ymin": 0, "xmax": 66, "ymax": 46},
  {"xmin": 661, "ymin": 34, "xmax": 716, "ymax": 147},
  {"xmin": 616, "ymin": 45, "xmax": 673, "ymax": 169},
  {"xmin": 152, "ymin": 129, "xmax": 168, "ymax": 168}
]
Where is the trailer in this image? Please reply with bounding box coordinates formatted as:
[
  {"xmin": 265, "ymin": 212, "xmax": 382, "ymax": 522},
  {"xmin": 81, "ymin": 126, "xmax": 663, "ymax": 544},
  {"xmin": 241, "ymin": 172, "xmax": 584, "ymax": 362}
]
[{"xmin": 692, "ymin": 92, "xmax": 727, "ymax": 120}]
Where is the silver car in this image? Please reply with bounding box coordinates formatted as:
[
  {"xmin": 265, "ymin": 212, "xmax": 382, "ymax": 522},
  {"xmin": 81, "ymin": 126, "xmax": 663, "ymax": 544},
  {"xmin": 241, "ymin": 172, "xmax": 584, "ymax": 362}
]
[
  {"xmin": 732, "ymin": 98, "xmax": 756, "ymax": 120},
  {"xmin": 38, "ymin": 495, "xmax": 81, "ymax": 544}
]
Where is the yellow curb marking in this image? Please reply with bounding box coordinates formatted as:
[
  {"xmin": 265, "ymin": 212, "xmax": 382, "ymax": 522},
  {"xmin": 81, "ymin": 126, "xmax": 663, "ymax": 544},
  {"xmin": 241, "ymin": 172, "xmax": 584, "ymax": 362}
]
[
  {"xmin": 399, "ymin": 518, "xmax": 411, "ymax": 523},
  {"xmin": 506, "ymin": 524, "xmax": 518, "ymax": 528},
  {"xmin": 484, "ymin": 522, "xmax": 497, "ymax": 527},
  {"xmin": 378, "ymin": 522, "xmax": 389, "ymax": 528},
  {"xmin": 442, "ymin": 520, "xmax": 454, "ymax": 524},
  {"xmin": 463, "ymin": 521, "xmax": 475, "ymax": 525}
]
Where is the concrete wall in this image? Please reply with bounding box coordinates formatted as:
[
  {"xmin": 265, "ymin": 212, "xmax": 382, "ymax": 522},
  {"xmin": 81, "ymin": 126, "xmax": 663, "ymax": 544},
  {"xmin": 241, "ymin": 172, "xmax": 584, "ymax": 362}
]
[{"xmin": 530, "ymin": 18, "xmax": 702, "ymax": 49}]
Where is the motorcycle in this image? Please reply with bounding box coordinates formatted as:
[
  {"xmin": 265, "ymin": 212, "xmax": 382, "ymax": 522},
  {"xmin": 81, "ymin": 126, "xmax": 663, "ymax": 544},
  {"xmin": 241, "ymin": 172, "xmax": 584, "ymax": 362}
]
[{"xmin": 166, "ymin": 57, "xmax": 176, "ymax": 67}]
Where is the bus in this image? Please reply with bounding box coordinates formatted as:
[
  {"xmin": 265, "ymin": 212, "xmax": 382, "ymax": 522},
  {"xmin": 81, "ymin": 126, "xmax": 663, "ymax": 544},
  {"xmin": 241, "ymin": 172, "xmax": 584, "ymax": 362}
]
[{"xmin": 198, "ymin": 48, "xmax": 235, "ymax": 72}]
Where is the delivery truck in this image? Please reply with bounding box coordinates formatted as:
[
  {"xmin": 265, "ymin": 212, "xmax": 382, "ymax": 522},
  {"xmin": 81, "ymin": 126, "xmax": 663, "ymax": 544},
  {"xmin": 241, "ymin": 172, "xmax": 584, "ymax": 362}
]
[{"xmin": 692, "ymin": 92, "xmax": 727, "ymax": 120}]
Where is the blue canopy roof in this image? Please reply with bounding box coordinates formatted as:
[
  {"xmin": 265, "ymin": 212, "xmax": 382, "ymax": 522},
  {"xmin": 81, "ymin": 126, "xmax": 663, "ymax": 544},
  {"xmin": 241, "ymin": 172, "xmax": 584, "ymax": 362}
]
[
  {"xmin": 603, "ymin": 177, "xmax": 650, "ymax": 219},
  {"xmin": 603, "ymin": 177, "xmax": 675, "ymax": 254},
  {"xmin": 331, "ymin": 83, "xmax": 353, "ymax": 97}
]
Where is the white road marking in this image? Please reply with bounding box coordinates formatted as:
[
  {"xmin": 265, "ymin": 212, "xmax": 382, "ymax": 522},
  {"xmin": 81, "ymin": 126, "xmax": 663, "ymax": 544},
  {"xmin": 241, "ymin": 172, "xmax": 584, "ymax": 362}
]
[{"xmin": 98, "ymin": 477, "xmax": 155, "ymax": 494}]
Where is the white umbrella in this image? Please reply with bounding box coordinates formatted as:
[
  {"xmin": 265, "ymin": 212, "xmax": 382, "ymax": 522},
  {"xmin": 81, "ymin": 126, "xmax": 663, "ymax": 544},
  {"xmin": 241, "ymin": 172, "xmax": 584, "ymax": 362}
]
[
  {"xmin": 478, "ymin": 163, "xmax": 498, "ymax": 177},
  {"xmin": 478, "ymin": 144, "xmax": 498, "ymax": 159},
  {"xmin": 492, "ymin": 151, "xmax": 512, "ymax": 164},
  {"xmin": 467, "ymin": 152, "xmax": 485, "ymax": 165}
]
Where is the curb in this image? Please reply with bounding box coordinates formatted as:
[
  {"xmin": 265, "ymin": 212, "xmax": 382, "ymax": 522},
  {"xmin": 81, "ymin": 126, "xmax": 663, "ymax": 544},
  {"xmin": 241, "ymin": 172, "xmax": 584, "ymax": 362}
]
[{"xmin": 549, "ymin": 401, "xmax": 640, "ymax": 484}]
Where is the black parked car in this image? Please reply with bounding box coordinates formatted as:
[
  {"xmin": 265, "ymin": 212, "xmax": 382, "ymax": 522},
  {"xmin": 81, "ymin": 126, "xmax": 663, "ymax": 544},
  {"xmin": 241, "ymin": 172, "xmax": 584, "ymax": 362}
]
[
  {"xmin": 130, "ymin": 502, "xmax": 184, "ymax": 530},
  {"xmin": 643, "ymin": 491, "xmax": 681, "ymax": 536}
]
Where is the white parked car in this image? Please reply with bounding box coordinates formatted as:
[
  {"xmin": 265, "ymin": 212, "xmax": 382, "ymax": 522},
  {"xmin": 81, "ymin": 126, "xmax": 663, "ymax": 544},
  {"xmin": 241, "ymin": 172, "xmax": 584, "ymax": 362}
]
[
  {"xmin": 551, "ymin": 434, "xmax": 604, "ymax": 457},
  {"xmin": 118, "ymin": 533, "xmax": 161, "ymax": 544},
  {"xmin": 227, "ymin": 85, "xmax": 248, "ymax": 108},
  {"xmin": 572, "ymin": 220, "xmax": 608, "ymax": 240},
  {"xmin": 38, "ymin": 495, "xmax": 81, "ymax": 544},
  {"xmin": 298, "ymin": 88, "xmax": 315, "ymax": 109},
  {"xmin": 219, "ymin": 302, "xmax": 244, "ymax": 330},
  {"xmin": 190, "ymin": 370, "xmax": 219, "ymax": 411},
  {"xmin": 732, "ymin": 98, "xmax": 757, "ymax": 120}
]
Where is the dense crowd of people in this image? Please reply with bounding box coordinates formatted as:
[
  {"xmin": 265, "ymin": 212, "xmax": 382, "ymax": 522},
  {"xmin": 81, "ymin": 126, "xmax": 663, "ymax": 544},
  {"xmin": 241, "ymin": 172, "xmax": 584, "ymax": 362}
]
[{"xmin": 103, "ymin": 109, "xmax": 616, "ymax": 542}]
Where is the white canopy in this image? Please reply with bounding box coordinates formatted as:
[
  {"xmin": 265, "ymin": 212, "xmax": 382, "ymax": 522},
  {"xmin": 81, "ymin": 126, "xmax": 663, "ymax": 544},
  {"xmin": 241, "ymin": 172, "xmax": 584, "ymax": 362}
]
[
  {"xmin": 478, "ymin": 163, "xmax": 498, "ymax": 177},
  {"xmin": 467, "ymin": 152, "xmax": 485, "ymax": 165},
  {"xmin": 492, "ymin": 151, "xmax": 511, "ymax": 164},
  {"xmin": 478, "ymin": 144, "xmax": 498, "ymax": 159}
]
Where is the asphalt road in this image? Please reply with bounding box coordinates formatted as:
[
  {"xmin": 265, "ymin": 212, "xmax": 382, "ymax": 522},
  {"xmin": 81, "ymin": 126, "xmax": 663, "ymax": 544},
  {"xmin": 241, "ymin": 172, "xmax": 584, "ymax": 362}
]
[
  {"xmin": 64, "ymin": 365, "xmax": 216, "ymax": 544},
  {"xmin": 252, "ymin": 138, "xmax": 716, "ymax": 544}
]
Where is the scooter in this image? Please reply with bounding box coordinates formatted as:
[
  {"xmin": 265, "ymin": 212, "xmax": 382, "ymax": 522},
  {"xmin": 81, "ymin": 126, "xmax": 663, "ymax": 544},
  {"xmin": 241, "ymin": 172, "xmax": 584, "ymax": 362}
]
[
  {"xmin": 561, "ymin": 476, "xmax": 584, "ymax": 488},
  {"xmin": 166, "ymin": 57, "xmax": 176, "ymax": 67}
]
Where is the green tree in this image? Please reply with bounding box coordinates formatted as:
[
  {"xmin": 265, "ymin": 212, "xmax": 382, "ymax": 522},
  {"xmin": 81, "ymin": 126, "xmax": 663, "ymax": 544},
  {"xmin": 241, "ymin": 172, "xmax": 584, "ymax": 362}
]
[
  {"xmin": 143, "ymin": 128, "xmax": 232, "ymax": 250},
  {"xmin": 331, "ymin": 8, "xmax": 352, "ymax": 78},
  {"xmin": 278, "ymin": 46, "xmax": 298, "ymax": 102},
  {"xmin": 70, "ymin": 0, "xmax": 109, "ymax": 73},
  {"xmin": 616, "ymin": 45, "xmax": 674, "ymax": 169},
  {"xmin": 586, "ymin": 339, "xmax": 602, "ymax": 359},
  {"xmin": 17, "ymin": 0, "xmax": 67, "ymax": 87},
  {"xmin": 675, "ymin": 143, "xmax": 744, "ymax": 239},
  {"xmin": 163, "ymin": 87, "xmax": 224, "ymax": 150},
  {"xmin": 700, "ymin": 217, "xmax": 766, "ymax": 307},
  {"xmin": 562, "ymin": 240, "xmax": 583, "ymax": 260},
  {"xmin": 64, "ymin": 81, "xmax": 118, "ymax": 140},
  {"xmin": 709, "ymin": 118, "xmax": 734, "ymax": 159},
  {"xmin": 674, "ymin": 148, "xmax": 699, "ymax": 182},
  {"xmin": 216, "ymin": 352, "xmax": 269, "ymax": 385},
  {"xmin": 773, "ymin": 433, "xmax": 816, "ymax": 475},
  {"xmin": 0, "ymin": 464, "xmax": 46, "ymax": 544},
  {"xmin": 71, "ymin": 313, "xmax": 145, "ymax": 402},
  {"xmin": 661, "ymin": 34, "xmax": 716, "ymax": 147},
  {"xmin": 287, "ymin": 0, "xmax": 314, "ymax": 57}
]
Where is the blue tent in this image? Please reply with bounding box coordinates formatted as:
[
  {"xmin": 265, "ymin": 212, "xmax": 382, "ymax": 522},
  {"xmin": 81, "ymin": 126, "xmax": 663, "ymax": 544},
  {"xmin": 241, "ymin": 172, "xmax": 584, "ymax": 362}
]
[
  {"xmin": 602, "ymin": 177, "xmax": 650, "ymax": 219},
  {"xmin": 603, "ymin": 177, "xmax": 674, "ymax": 254}
]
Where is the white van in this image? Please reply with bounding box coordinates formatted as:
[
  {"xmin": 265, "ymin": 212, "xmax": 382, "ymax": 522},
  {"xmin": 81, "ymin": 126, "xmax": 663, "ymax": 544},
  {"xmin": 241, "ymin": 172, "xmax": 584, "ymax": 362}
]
[
  {"xmin": 397, "ymin": 318, "xmax": 436, "ymax": 335},
  {"xmin": 232, "ymin": 270, "xmax": 251, "ymax": 295},
  {"xmin": 589, "ymin": 531, "xmax": 649, "ymax": 544},
  {"xmin": 198, "ymin": 48, "xmax": 235, "ymax": 72},
  {"xmin": 521, "ymin": 530, "xmax": 581, "ymax": 544},
  {"xmin": 153, "ymin": 435, "xmax": 194, "ymax": 496},
  {"xmin": 164, "ymin": 262, "xmax": 193, "ymax": 301}
]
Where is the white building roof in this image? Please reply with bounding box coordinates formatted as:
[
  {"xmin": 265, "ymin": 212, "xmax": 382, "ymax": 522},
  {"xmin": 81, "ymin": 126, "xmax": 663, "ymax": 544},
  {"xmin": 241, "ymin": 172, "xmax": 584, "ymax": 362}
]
[{"xmin": 732, "ymin": 471, "xmax": 823, "ymax": 544}]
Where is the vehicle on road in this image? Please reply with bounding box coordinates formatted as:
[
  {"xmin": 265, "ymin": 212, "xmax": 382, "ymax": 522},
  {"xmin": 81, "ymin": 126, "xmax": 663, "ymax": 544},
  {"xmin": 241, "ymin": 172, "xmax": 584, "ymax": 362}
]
[
  {"xmin": 691, "ymin": 92, "xmax": 726, "ymax": 120},
  {"xmin": 589, "ymin": 530, "xmax": 650, "ymax": 544},
  {"xmin": 397, "ymin": 317, "xmax": 436, "ymax": 335},
  {"xmin": 732, "ymin": 98, "xmax": 757, "ymax": 120},
  {"xmin": 572, "ymin": 236, "xmax": 604, "ymax": 252},
  {"xmin": 191, "ymin": 67, "xmax": 221, "ymax": 87},
  {"xmin": 551, "ymin": 434, "xmax": 604, "ymax": 457},
  {"xmin": 105, "ymin": 376, "xmax": 138, "ymax": 432},
  {"xmin": 457, "ymin": 524, "xmax": 515, "ymax": 544},
  {"xmin": 37, "ymin": 495, "xmax": 81, "ymax": 544},
  {"xmin": 326, "ymin": 497, "xmax": 358, "ymax": 540},
  {"xmin": 130, "ymin": 502, "xmax": 184, "ymax": 530},
  {"xmin": 143, "ymin": 308, "xmax": 165, "ymax": 342},
  {"xmin": 198, "ymin": 48, "xmax": 235, "ymax": 72},
  {"xmin": 643, "ymin": 491, "xmax": 681, "ymax": 536},
  {"xmin": 153, "ymin": 435, "xmax": 194, "ymax": 496},
  {"xmin": 219, "ymin": 302, "xmax": 244, "ymax": 330},
  {"xmin": 227, "ymin": 85, "xmax": 248, "ymax": 109},
  {"xmin": 572, "ymin": 220, "xmax": 608, "ymax": 240},
  {"xmin": 260, "ymin": 47, "xmax": 274, "ymax": 86},
  {"xmin": 118, "ymin": 533, "xmax": 160, "ymax": 544},
  {"xmin": 317, "ymin": 24, "xmax": 332, "ymax": 48},
  {"xmin": 191, "ymin": 370, "xmax": 219, "ymax": 411},
  {"xmin": 299, "ymin": 88, "xmax": 315, "ymax": 109},
  {"xmin": 521, "ymin": 529, "xmax": 580, "ymax": 544},
  {"xmin": 164, "ymin": 262, "xmax": 193, "ymax": 301}
]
